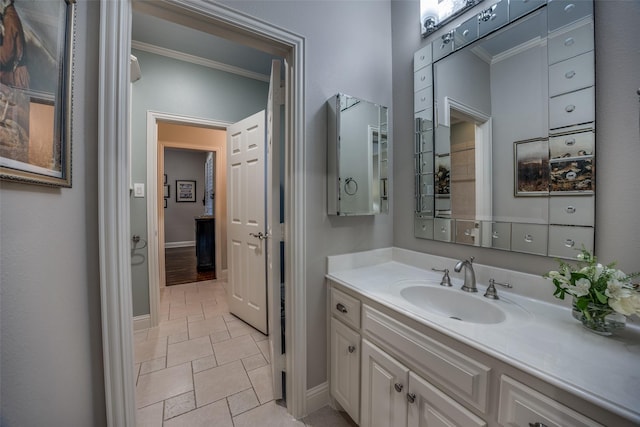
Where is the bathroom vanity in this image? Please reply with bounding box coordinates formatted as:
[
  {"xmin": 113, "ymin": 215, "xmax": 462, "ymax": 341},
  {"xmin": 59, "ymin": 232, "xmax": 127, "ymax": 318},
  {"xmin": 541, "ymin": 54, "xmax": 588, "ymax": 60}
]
[{"xmin": 326, "ymin": 248, "xmax": 640, "ymax": 427}]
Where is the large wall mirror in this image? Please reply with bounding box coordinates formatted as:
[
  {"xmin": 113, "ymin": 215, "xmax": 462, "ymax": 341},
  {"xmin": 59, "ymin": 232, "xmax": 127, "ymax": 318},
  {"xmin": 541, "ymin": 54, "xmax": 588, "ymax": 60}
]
[
  {"xmin": 328, "ymin": 93, "xmax": 389, "ymax": 216},
  {"xmin": 413, "ymin": 0, "xmax": 595, "ymax": 259}
]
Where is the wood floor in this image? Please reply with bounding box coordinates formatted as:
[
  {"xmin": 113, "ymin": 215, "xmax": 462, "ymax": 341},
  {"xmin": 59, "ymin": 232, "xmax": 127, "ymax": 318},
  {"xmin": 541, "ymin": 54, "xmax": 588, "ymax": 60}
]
[{"xmin": 165, "ymin": 246, "xmax": 215, "ymax": 286}]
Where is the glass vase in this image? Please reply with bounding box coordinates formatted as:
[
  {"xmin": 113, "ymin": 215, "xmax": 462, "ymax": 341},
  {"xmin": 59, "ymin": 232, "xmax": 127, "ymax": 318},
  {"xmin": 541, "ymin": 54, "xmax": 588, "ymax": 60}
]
[{"xmin": 572, "ymin": 298, "xmax": 626, "ymax": 336}]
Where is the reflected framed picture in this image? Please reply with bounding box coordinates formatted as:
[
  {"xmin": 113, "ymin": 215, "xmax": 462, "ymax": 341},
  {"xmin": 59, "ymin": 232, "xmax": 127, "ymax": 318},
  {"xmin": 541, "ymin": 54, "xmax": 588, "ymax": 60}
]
[
  {"xmin": 163, "ymin": 185, "xmax": 170, "ymax": 199},
  {"xmin": 0, "ymin": 0, "xmax": 77, "ymax": 187},
  {"xmin": 176, "ymin": 180, "xmax": 196, "ymax": 202},
  {"xmin": 514, "ymin": 138, "xmax": 549, "ymax": 197},
  {"xmin": 550, "ymin": 157, "xmax": 593, "ymax": 194}
]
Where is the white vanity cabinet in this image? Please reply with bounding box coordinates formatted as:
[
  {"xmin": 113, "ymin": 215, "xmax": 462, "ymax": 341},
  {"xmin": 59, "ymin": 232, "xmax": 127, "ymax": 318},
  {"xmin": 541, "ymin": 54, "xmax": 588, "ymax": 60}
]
[
  {"xmin": 326, "ymin": 279, "xmax": 631, "ymax": 427},
  {"xmin": 329, "ymin": 288, "xmax": 361, "ymax": 423}
]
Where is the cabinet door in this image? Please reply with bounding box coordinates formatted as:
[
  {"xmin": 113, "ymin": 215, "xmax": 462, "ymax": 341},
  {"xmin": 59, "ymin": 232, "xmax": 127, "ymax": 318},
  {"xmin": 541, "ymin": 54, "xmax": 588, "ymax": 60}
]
[
  {"xmin": 361, "ymin": 339, "xmax": 409, "ymax": 427},
  {"xmin": 407, "ymin": 372, "xmax": 486, "ymax": 427},
  {"xmin": 330, "ymin": 318, "xmax": 361, "ymax": 424}
]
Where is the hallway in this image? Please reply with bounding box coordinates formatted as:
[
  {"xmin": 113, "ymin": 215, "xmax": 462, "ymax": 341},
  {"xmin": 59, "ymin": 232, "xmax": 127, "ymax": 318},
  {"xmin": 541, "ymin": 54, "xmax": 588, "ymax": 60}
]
[{"xmin": 134, "ymin": 279, "xmax": 355, "ymax": 426}]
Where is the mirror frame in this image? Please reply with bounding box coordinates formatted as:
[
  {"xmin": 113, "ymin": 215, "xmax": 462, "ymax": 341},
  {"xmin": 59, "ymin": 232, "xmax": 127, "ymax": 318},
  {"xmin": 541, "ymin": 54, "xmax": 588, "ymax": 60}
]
[{"xmin": 413, "ymin": 0, "xmax": 596, "ymax": 259}]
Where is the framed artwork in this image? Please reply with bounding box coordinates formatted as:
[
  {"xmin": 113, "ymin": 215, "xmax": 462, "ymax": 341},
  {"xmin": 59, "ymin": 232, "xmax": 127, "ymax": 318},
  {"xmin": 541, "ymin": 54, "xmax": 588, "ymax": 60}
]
[
  {"xmin": 0, "ymin": 0, "xmax": 77, "ymax": 187},
  {"xmin": 176, "ymin": 180, "xmax": 196, "ymax": 202},
  {"xmin": 163, "ymin": 185, "xmax": 170, "ymax": 199},
  {"xmin": 164, "ymin": 199, "xmax": 167, "ymax": 209},
  {"xmin": 514, "ymin": 138, "xmax": 550, "ymax": 197}
]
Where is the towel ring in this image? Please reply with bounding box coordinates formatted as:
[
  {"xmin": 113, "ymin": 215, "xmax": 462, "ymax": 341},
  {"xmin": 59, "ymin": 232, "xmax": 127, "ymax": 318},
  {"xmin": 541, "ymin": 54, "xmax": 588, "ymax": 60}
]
[{"xmin": 344, "ymin": 177, "xmax": 358, "ymax": 195}]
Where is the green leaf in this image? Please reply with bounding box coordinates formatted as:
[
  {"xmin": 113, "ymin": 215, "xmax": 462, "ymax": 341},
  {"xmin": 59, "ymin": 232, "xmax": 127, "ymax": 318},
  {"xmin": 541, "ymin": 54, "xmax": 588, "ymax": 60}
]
[
  {"xmin": 594, "ymin": 289, "xmax": 608, "ymax": 304},
  {"xmin": 576, "ymin": 298, "xmax": 589, "ymax": 311}
]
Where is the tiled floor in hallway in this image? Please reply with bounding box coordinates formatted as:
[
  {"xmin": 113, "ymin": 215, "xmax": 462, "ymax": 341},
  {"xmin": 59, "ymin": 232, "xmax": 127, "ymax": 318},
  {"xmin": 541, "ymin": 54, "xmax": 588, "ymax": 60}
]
[{"xmin": 135, "ymin": 279, "xmax": 356, "ymax": 427}]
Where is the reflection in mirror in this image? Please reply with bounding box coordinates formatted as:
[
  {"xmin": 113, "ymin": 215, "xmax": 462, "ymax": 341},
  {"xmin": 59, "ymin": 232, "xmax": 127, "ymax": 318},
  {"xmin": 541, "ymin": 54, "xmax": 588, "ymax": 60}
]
[
  {"xmin": 327, "ymin": 94, "xmax": 388, "ymax": 216},
  {"xmin": 414, "ymin": 2, "xmax": 596, "ymax": 259}
]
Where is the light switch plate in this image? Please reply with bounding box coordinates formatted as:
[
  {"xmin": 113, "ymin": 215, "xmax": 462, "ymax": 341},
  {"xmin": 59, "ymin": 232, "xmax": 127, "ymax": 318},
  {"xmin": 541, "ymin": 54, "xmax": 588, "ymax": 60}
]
[{"xmin": 133, "ymin": 183, "xmax": 145, "ymax": 198}]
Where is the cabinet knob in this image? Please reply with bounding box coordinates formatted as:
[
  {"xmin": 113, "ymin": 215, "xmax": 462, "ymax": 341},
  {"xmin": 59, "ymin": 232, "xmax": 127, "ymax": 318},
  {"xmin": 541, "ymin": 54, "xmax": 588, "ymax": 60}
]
[
  {"xmin": 564, "ymin": 137, "xmax": 576, "ymax": 146},
  {"xmin": 565, "ymin": 104, "xmax": 576, "ymax": 113},
  {"xmin": 564, "ymin": 3, "xmax": 576, "ymax": 13},
  {"xmin": 407, "ymin": 393, "xmax": 416, "ymax": 403},
  {"xmin": 348, "ymin": 345, "xmax": 356, "ymax": 353},
  {"xmin": 564, "ymin": 37, "xmax": 575, "ymax": 47},
  {"xmin": 524, "ymin": 234, "xmax": 534, "ymax": 243},
  {"xmin": 565, "ymin": 70, "xmax": 576, "ymax": 79},
  {"xmin": 394, "ymin": 383, "xmax": 404, "ymax": 393},
  {"xmin": 565, "ymin": 205, "xmax": 576, "ymax": 214},
  {"xmin": 336, "ymin": 303, "xmax": 348, "ymax": 314},
  {"xmin": 564, "ymin": 239, "xmax": 576, "ymax": 248},
  {"xmin": 462, "ymin": 29, "xmax": 469, "ymax": 37}
]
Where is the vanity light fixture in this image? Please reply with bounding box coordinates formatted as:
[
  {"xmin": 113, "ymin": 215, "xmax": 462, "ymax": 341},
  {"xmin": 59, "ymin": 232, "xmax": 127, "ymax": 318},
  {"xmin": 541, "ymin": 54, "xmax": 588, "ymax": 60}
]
[{"xmin": 420, "ymin": 0, "xmax": 484, "ymax": 37}]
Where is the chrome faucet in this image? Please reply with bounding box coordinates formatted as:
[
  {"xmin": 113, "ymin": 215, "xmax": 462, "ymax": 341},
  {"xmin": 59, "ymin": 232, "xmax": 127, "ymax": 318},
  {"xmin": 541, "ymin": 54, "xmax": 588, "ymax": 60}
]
[{"xmin": 454, "ymin": 257, "xmax": 477, "ymax": 292}]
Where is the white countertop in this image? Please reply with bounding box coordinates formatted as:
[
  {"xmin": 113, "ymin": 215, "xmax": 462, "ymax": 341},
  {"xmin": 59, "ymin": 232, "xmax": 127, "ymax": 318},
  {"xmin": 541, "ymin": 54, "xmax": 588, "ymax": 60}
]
[{"xmin": 326, "ymin": 248, "xmax": 640, "ymax": 423}]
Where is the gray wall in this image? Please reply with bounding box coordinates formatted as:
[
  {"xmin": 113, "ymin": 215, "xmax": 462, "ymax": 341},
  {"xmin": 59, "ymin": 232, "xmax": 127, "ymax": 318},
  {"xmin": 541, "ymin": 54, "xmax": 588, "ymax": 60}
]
[
  {"xmin": 219, "ymin": 0, "xmax": 395, "ymax": 389},
  {"xmin": 130, "ymin": 49, "xmax": 269, "ymax": 316},
  {"xmin": 393, "ymin": 1, "xmax": 640, "ymax": 278},
  {"xmin": 164, "ymin": 149, "xmax": 208, "ymax": 244},
  {"xmin": 0, "ymin": 2, "xmax": 106, "ymax": 426}
]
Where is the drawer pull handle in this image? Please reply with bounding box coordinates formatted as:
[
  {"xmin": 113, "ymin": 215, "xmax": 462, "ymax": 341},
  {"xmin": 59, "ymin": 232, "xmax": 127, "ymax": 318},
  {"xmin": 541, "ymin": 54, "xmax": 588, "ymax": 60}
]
[
  {"xmin": 407, "ymin": 393, "xmax": 416, "ymax": 403},
  {"xmin": 462, "ymin": 29, "xmax": 469, "ymax": 37},
  {"xmin": 564, "ymin": 3, "xmax": 576, "ymax": 13},
  {"xmin": 420, "ymin": 55, "xmax": 425, "ymax": 61},
  {"xmin": 464, "ymin": 229, "xmax": 471, "ymax": 236},
  {"xmin": 394, "ymin": 383, "xmax": 404, "ymax": 393},
  {"xmin": 421, "ymin": 97, "xmax": 426, "ymax": 102},
  {"xmin": 420, "ymin": 75, "xmax": 426, "ymax": 81},
  {"xmin": 524, "ymin": 234, "xmax": 533, "ymax": 243},
  {"xmin": 440, "ymin": 226, "xmax": 447, "ymax": 233},
  {"xmin": 565, "ymin": 239, "xmax": 576, "ymax": 248},
  {"xmin": 565, "ymin": 70, "xmax": 576, "ymax": 79},
  {"xmin": 492, "ymin": 231, "xmax": 499, "ymax": 239},
  {"xmin": 348, "ymin": 345, "xmax": 356, "ymax": 353},
  {"xmin": 565, "ymin": 104, "xmax": 576, "ymax": 113},
  {"xmin": 530, "ymin": 423, "xmax": 549, "ymax": 427},
  {"xmin": 336, "ymin": 303, "xmax": 348, "ymax": 314},
  {"xmin": 564, "ymin": 138, "xmax": 576, "ymax": 146},
  {"xmin": 564, "ymin": 37, "xmax": 575, "ymax": 47},
  {"xmin": 565, "ymin": 206, "xmax": 576, "ymax": 214}
]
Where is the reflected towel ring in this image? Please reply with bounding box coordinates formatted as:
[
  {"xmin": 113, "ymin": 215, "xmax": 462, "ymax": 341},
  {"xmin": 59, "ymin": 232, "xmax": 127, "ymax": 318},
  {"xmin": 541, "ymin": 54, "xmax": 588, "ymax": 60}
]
[{"xmin": 344, "ymin": 177, "xmax": 358, "ymax": 195}]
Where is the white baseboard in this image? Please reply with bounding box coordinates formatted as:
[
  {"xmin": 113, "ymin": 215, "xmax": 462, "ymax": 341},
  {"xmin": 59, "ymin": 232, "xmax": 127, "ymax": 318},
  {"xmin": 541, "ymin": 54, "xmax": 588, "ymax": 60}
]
[
  {"xmin": 165, "ymin": 241, "xmax": 195, "ymax": 248},
  {"xmin": 306, "ymin": 381, "xmax": 329, "ymax": 416},
  {"xmin": 133, "ymin": 314, "xmax": 151, "ymax": 331}
]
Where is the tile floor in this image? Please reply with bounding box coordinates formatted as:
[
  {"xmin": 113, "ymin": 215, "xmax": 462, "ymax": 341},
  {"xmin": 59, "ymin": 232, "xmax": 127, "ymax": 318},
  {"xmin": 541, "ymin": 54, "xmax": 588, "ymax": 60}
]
[{"xmin": 135, "ymin": 279, "xmax": 356, "ymax": 427}]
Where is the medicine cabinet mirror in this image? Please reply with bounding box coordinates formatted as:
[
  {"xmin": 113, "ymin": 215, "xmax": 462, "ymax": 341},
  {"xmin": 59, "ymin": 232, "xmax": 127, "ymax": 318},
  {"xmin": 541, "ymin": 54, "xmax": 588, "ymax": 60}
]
[
  {"xmin": 414, "ymin": 0, "xmax": 595, "ymax": 259},
  {"xmin": 328, "ymin": 93, "xmax": 389, "ymax": 216}
]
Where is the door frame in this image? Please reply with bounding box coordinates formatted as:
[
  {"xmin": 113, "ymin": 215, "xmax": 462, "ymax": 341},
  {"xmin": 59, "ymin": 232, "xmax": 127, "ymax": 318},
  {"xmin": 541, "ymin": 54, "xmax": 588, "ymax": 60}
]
[
  {"xmin": 98, "ymin": 1, "xmax": 307, "ymax": 425},
  {"xmin": 147, "ymin": 111, "xmax": 229, "ymax": 327}
]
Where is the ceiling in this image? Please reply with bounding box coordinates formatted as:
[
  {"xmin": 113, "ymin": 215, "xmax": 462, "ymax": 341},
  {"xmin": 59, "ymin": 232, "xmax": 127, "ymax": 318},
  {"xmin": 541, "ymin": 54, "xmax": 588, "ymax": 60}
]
[{"xmin": 131, "ymin": 9, "xmax": 280, "ymax": 78}]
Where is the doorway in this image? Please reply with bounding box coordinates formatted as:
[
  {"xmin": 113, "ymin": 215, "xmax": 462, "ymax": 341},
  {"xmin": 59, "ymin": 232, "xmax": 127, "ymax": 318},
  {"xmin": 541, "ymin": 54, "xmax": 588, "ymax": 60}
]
[{"xmin": 98, "ymin": 1, "xmax": 308, "ymax": 425}]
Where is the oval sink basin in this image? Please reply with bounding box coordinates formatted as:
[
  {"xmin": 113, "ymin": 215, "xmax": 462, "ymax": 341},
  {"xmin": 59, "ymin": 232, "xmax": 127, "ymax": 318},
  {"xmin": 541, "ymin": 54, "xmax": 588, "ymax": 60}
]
[{"xmin": 400, "ymin": 285, "xmax": 506, "ymax": 324}]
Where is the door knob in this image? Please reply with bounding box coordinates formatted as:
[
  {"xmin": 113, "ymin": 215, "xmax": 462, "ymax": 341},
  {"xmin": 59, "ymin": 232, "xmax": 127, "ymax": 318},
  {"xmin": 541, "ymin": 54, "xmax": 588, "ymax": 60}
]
[{"xmin": 249, "ymin": 232, "xmax": 271, "ymax": 240}]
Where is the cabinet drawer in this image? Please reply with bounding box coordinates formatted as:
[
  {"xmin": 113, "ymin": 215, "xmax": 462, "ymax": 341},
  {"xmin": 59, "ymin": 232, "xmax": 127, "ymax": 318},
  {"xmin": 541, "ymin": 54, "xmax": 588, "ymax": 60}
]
[
  {"xmin": 414, "ymin": 66, "xmax": 432, "ymax": 92},
  {"xmin": 511, "ymin": 223, "xmax": 548, "ymax": 256},
  {"xmin": 432, "ymin": 32, "xmax": 454, "ymax": 62},
  {"xmin": 433, "ymin": 217, "xmax": 453, "ymax": 242},
  {"xmin": 547, "ymin": 0, "xmax": 594, "ymax": 32},
  {"xmin": 482, "ymin": 221, "xmax": 511, "ymax": 251},
  {"xmin": 549, "ymin": 128, "xmax": 594, "ymax": 160},
  {"xmin": 549, "ymin": 86, "xmax": 594, "ymax": 129},
  {"xmin": 414, "ymin": 44, "xmax": 432, "ymax": 72},
  {"xmin": 549, "ymin": 51, "xmax": 594, "ymax": 97},
  {"xmin": 548, "ymin": 225, "xmax": 594, "ymax": 259},
  {"xmin": 454, "ymin": 15, "xmax": 478, "ymax": 49},
  {"xmin": 549, "ymin": 196, "xmax": 594, "ymax": 226},
  {"xmin": 509, "ymin": 0, "xmax": 545, "ymax": 21},
  {"xmin": 414, "ymin": 87, "xmax": 433, "ymax": 113},
  {"xmin": 455, "ymin": 220, "xmax": 481, "ymax": 246},
  {"xmin": 415, "ymin": 108, "xmax": 434, "ymax": 127},
  {"xmin": 477, "ymin": 0, "xmax": 509, "ymax": 38},
  {"xmin": 498, "ymin": 375, "xmax": 603, "ymax": 427},
  {"xmin": 548, "ymin": 20, "xmax": 594, "ymax": 65},
  {"xmin": 330, "ymin": 287, "xmax": 361, "ymax": 330},
  {"xmin": 362, "ymin": 305, "xmax": 491, "ymax": 413},
  {"xmin": 414, "ymin": 216, "xmax": 434, "ymax": 239}
]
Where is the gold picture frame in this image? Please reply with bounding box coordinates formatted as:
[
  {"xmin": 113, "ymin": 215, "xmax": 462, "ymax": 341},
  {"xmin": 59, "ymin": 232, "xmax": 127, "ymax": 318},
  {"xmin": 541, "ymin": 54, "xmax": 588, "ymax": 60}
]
[{"xmin": 0, "ymin": 0, "xmax": 76, "ymax": 187}]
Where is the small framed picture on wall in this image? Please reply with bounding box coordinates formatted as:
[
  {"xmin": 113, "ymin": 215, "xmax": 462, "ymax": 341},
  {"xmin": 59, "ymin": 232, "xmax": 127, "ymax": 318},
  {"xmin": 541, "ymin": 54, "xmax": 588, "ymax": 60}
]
[{"xmin": 176, "ymin": 180, "xmax": 196, "ymax": 202}]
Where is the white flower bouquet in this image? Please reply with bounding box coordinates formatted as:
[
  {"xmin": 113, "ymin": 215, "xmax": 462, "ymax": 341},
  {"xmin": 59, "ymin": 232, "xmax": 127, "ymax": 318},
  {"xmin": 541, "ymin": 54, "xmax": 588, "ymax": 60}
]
[{"xmin": 545, "ymin": 248, "xmax": 640, "ymax": 334}]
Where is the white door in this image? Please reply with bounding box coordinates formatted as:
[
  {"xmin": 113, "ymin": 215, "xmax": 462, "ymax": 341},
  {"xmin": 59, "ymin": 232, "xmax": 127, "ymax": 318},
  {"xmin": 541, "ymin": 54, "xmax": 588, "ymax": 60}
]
[
  {"xmin": 266, "ymin": 59, "xmax": 285, "ymax": 399},
  {"xmin": 361, "ymin": 339, "xmax": 409, "ymax": 427},
  {"xmin": 227, "ymin": 110, "xmax": 268, "ymax": 334}
]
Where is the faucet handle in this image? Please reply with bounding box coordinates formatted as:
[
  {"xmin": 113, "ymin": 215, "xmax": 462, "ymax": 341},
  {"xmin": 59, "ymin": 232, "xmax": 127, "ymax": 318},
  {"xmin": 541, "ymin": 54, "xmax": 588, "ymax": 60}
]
[
  {"xmin": 484, "ymin": 278, "xmax": 512, "ymax": 300},
  {"xmin": 432, "ymin": 268, "xmax": 452, "ymax": 287}
]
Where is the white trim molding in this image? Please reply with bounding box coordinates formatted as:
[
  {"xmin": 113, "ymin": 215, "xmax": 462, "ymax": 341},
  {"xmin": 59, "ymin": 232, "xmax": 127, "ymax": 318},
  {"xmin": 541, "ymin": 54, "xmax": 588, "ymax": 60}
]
[
  {"xmin": 306, "ymin": 382, "xmax": 330, "ymax": 416},
  {"xmin": 133, "ymin": 315, "xmax": 151, "ymax": 331},
  {"xmin": 131, "ymin": 40, "xmax": 270, "ymax": 82},
  {"xmin": 98, "ymin": 1, "xmax": 137, "ymax": 426},
  {"xmin": 164, "ymin": 241, "xmax": 196, "ymax": 249}
]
